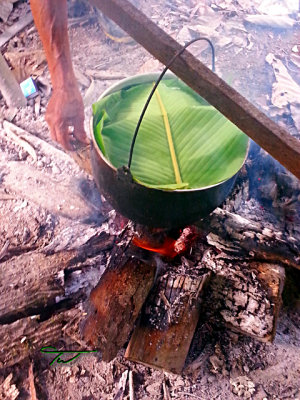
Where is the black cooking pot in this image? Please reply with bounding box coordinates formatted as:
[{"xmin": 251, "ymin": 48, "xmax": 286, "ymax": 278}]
[{"xmin": 90, "ymin": 72, "xmax": 249, "ymax": 228}]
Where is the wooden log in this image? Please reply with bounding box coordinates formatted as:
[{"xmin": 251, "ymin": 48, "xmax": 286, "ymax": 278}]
[
  {"xmin": 197, "ymin": 208, "xmax": 300, "ymax": 270},
  {"xmin": 2, "ymin": 160, "xmax": 99, "ymax": 220},
  {"xmin": 82, "ymin": 225, "xmax": 156, "ymax": 361},
  {"xmin": 89, "ymin": 0, "xmax": 300, "ymax": 180},
  {"xmin": 125, "ymin": 270, "xmax": 211, "ymax": 374},
  {"xmin": 82, "ymin": 256, "xmax": 156, "ymax": 361},
  {"xmin": 0, "ymin": 53, "xmax": 26, "ymax": 107},
  {"xmin": 205, "ymin": 259, "xmax": 285, "ymax": 342},
  {"xmin": 0, "ymin": 227, "xmax": 113, "ymax": 324},
  {"xmin": 0, "ymin": 308, "xmax": 81, "ymax": 369}
]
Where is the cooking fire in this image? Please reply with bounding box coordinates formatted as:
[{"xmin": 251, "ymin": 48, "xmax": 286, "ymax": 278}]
[
  {"xmin": 0, "ymin": 0, "xmax": 299, "ymax": 397},
  {"xmin": 82, "ymin": 212, "xmax": 287, "ymax": 373}
]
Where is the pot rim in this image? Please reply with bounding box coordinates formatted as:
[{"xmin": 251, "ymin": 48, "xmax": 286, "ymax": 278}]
[{"xmin": 90, "ymin": 72, "xmax": 250, "ymax": 193}]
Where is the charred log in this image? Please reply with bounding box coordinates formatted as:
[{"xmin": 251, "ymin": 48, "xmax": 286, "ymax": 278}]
[
  {"xmin": 125, "ymin": 270, "xmax": 211, "ymax": 374},
  {"xmin": 197, "ymin": 208, "xmax": 299, "ymax": 270},
  {"xmin": 202, "ymin": 251, "xmax": 285, "ymax": 342},
  {"xmin": 82, "ymin": 226, "xmax": 156, "ymax": 361}
]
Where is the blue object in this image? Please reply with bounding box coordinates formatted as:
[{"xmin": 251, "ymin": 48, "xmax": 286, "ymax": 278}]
[{"xmin": 20, "ymin": 77, "xmax": 38, "ymax": 98}]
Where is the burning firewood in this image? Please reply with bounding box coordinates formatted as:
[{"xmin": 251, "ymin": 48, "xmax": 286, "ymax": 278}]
[
  {"xmin": 203, "ymin": 253, "xmax": 286, "ymax": 342},
  {"xmin": 125, "ymin": 269, "xmax": 211, "ymax": 374},
  {"xmin": 82, "ymin": 226, "xmax": 156, "ymax": 361}
]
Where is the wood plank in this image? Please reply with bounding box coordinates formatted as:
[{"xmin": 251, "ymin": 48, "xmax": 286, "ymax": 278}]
[{"xmin": 89, "ymin": 0, "xmax": 300, "ymax": 179}]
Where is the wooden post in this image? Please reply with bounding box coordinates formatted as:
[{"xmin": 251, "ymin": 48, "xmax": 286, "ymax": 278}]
[
  {"xmin": 89, "ymin": 0, "xmax": 300, "ymax": 179},
  {"xmin": 125, "ymin": 270, "xmax": 211, "ymax": 374}
]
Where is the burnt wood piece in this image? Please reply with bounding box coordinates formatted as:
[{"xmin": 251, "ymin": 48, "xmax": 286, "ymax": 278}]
[
  {"xmin": 82, "ymin": 226, "xmax": 156, "ymax": 360},
  {"xmin": 0, "ymin": 227, "xmax": 114, "ymax": 325},
  {"xmin": 198, "ymin": 208, "xmax": 300, "ymax": 270},
  {"xmin": 204, "ymin": 258, "xmax": 285, "ymax": 342},
  {"xmin": 82, "ymin": 257, "xmax": 156, "ymax": 361},
  {"xmin": 0, "ymin": 308, "xmax": 81, "ymax": 369},
  {"xmin": 89, "ymin": 0, "xmax": 300, "ymax": 180},
  {"xmin": 125, "ymin": 270, "xmax": 211, "ymax": 374},
  {"xmin": 0, "ymin": 223, "xmax": 113, "ymax": 367}
]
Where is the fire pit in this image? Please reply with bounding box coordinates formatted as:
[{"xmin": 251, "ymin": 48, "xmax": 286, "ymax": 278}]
[{"xmin": 82, "ymin": 215, "xmax": 286, "ymax": 374}]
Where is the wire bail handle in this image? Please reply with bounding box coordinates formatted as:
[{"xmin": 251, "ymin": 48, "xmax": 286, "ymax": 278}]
[{"xmin": 127, "ymin": 37, "xmax": 215, "ymax": 169}]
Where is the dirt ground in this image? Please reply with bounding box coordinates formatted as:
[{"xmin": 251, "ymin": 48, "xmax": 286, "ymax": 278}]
[{"xmin": 0, "ymin": 0, "xmax": 299, "ymax": 399}]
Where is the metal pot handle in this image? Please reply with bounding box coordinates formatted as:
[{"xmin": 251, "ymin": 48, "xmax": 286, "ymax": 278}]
[{"xmin": 127, "ymin": 37, "xmax": 215, "ymax": 169}]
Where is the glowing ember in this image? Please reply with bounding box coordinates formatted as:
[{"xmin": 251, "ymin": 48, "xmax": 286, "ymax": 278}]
[{"xmin": 133, "ymin": 227, "xmax": 197, "ymax": 258}]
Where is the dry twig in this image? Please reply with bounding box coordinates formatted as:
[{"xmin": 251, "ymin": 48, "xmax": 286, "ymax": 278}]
[
  {"xmin": 28, "ymin": 362, "xmax": 38, "ymax": 400},
  {"xmin": 163, "ymin": 379, "xmax": 171, "ymax": 400},
  {"xmin": 113, "ymin": 370, "xmax": 129, "ymax": 400},
  {"xmin": 129, "ymin": 370, "xmax": 135, "ymax": 400},
  {"xmin": 3, "ymin": 120, "xmax": 37, "ymax": 161},
  {"xmin": 0, "ymin": 240, "xmax": 10, "ymax": 261}
]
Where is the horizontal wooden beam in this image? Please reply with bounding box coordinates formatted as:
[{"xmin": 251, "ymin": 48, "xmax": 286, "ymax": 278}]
[{"xmin": 90, "ymin": 0, "xmax": 300, "ymax": 180}]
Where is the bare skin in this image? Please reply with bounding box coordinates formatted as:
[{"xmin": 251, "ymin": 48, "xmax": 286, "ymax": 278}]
[{"xmin": 30, "ymin": 0, "xmax": 88, "ymax": 150}]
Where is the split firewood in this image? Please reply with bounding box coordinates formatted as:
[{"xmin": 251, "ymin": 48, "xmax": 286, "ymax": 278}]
[
  {"xmin": 3, "ymin": 120, "xmax": 38, "ymax": 161},
  {"xmin": 113, "ymin": 370, "xmax": 128, "ymax": 400},
  {"xmin": 129, "ymin": 370, "xmax": 135, "ymax": 400},
  {"xmin": 125, "ymin": 269, "xmax": 211, "ymax": 374},
  {"xmin": 82, "ymin": 254, "xmax": 156, "ymax": 361},
  {"xmin": 163, "ymin": 379, "xmax": 171, "ymax": 400},
  {"xmin": 1, "ymin": 120, "xmax": 85, "ymax": 172},
  {"xmin": 0, "ymin": 224, "xmax": 113, "ymax": 324},
  {"xmin": 82, "ymin": 224, "xmax": 155, "ymax": 361}
]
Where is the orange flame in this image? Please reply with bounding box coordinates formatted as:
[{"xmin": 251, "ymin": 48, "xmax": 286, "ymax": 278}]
[
  {"xmin": 132, "ymin": 227, "xmax": 197, "ymax": 259},
  {"xmin": 132, "ymin": 236, "xmax": 178, "ymax": 258}
]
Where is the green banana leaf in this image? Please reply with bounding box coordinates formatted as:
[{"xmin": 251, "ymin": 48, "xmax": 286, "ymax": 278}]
[{"xmin": 93, "ymin": 78, "xmax": 248, "ymax": 190}]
